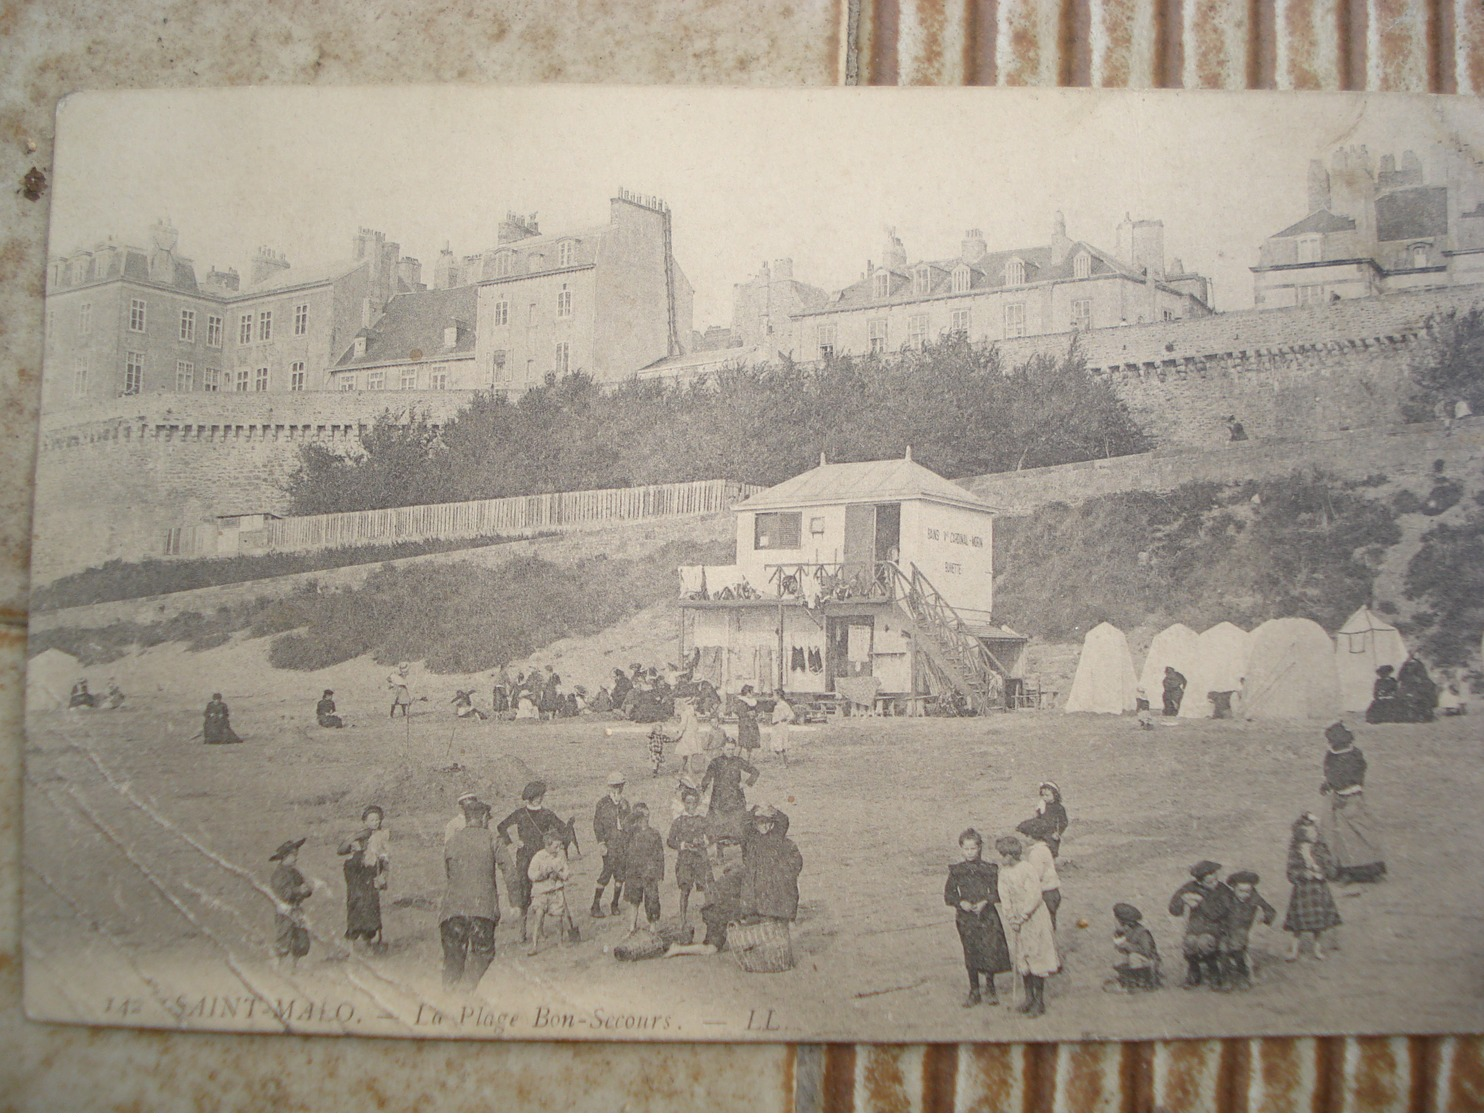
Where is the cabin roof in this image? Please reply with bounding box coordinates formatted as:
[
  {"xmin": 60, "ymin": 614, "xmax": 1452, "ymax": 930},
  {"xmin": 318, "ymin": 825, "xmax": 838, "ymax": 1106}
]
[{"xmin": 738, "ymin": 457, "xmax": 996, "ymax": 513}]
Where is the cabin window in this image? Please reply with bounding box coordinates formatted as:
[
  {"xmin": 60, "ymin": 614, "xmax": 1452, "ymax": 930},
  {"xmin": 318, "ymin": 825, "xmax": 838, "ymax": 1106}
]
[{"xmin": 754, "ymin": 511, "xmax": 802, "ymax": 550}]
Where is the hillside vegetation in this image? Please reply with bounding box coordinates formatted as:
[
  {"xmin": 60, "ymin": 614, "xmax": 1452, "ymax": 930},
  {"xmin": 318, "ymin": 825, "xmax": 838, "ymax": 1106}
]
[{"xmin": 285, "ymin": 338, "xmax": 1149, "ymax": 514}]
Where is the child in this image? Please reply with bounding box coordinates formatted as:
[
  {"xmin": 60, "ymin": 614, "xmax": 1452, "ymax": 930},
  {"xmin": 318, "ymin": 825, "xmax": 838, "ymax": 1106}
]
[
  {"xmin": 623, "ymin": 802, "xmax": 665, "ymax": 933},
  {"xmin": 1034, "ymin": 781, "xmax": 1068, "ymax": 857},
  {"xmin": 1168, "ymin": 859, "xmax": 1234, "ymax": 990},
  {"xmin": 269, "ymin": 838, "xmax": 313, "ymax": 969},
  {"xmin": 1283, "ymin": 812, "xmax": 1341, "ymax": 961},
  {"xmin": 337, "ymin": 828, "xmax": 382, "ymax": 951},
  {"xmin": 525, "ymin": 832, "xmax": 571, "ymax": 956},
  {"xmin": 1222, "ymin": 870, "xmax": 1276, "ymax": 989},
  {"xmin": 646, "ymin": 724, "xmax": 671, "ymax": 778},
  {"xmin": 996, "ymin": 835, "xmax": 1058, "ymax": 1017},
  {"xmin": 667, "ymin": 789, "xmax": 711, "ymax": 933},
  {"xmin": 943, "ymin": 828, "xmax": 1010, "ymax": 1007},
  {"xmin": 768, "ymin": 692, "xmax": 795, "ymax": 767},
  {"xmin": 1107, "ymin": 903, "xmax": 1160, "ymax": 992}
]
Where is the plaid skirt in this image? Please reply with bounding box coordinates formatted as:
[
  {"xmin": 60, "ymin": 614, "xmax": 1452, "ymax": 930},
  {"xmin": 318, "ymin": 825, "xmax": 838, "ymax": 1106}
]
[{"xmin": 1283, "ymin": 880, "xmax": 1341, "ymax": 933}]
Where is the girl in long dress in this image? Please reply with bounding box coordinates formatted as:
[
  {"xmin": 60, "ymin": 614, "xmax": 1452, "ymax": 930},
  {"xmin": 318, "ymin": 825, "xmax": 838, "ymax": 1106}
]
[
  {"xmin": 1034, "ymin": 781, "xmax": 1069, "ymax": 857},
  {"xmin": 1282, "ymin": 812, "xmax": 1341, "ymax": 961},
  {"xmin": 944, "ymin": 829, "xmax": 1010, "ymax": 1006},
  {"xmin": 203, "ymin": 693, "xmax": 242, "ymax": 744},
  {"xmin": 1320, "ymin": 721, "xmax": 1386, "ymax": 883},
  {"xmin": 996, "ymin": 835, "xmax": 1059, "ymax": 1017},
  {"xmin": 734, "ymin": 686, "xmax": 761, "ymax": 757}
]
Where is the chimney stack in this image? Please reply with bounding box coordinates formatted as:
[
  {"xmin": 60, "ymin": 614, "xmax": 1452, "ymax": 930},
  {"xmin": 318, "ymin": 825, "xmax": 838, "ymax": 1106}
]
[{"xmin": 250, "ymin": 246, "xmax": 291, "ymax": 286}]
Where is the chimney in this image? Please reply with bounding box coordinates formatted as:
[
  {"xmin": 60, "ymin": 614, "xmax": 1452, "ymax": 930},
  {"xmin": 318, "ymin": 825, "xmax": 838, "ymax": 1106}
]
[
  {"xmin": 148, "ymin": 218, "xmax": 180, "ymax": 282},
  {"xmin": 961, "ymin": 228, "xmax": 987, "ymax": 262},
  {"xmin": 204, "ymin": 266, "xmax": 240, "ymax": 293},
  {"xmin": 1129, "ymin": 219, "xmax": 1165, "ymax": 279},
  {"xmin": 1050, "ymin": 210, "xmax": 1072, "ymax": 266},
  {"xmin": 1307, "ymin": 159, "xmax": 1332, "ymax": 212},
  {"xmin": 397, "ymin": 255, "xmax": 423, "ymax": 290},
  {"xmin": 498, "ymin": 211, "xmax": 540, "ymax": 244},
  {"xmin": 250, "ymin": 246, "xmax": 290, "ymax": 286},
  {"xmin": 433, "ymin": 245, "xmax": 458, "ymax": 290},
  {"xmin": 361, "ymin": 298, "xmax": 376, "ymax": 329},
  {"xmin": 881, "ymin": 228, "xmax": 907, "ymax": 271},
  {"xmin": 772, "ymin": 257, "xmax": 793, "ymax": 281}
]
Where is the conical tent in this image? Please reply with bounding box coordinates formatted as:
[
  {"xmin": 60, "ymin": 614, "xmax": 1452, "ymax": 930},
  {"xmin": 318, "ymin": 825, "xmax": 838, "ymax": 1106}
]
[
  {"xmin": 27, "ymin": 648, "xmax": 81, "ymax": 712},
  {"xmin": 1179, "ymin": 622, "xmax": 1252, "ymax": 719},
  {"xmin": 1137, "ymin": 623, "xmax": 1200, "ymax": 710},
  {"xmin": 1065, "ymin": 622, "xmax": 1138, "ymax": 714},
  {"xmin": 1334, "ymin": 606, "xmax": 1408, "ymax": 712},
  {"xmin": 1239, "ymin": 618, "xmax": 1340, "ymax": 720}
]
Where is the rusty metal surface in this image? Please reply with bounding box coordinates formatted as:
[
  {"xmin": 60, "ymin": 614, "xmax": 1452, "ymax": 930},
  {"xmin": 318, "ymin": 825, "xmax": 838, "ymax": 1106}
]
[{"xmin": 3, "ymin": 0, "xmax": 1483, "ymax": 1108}]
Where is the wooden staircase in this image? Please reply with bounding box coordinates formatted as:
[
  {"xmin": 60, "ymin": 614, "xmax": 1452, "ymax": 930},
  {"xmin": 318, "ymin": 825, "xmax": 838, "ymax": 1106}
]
[{"xmin": 886, "ymin": 562, "xmax": 1009, "ymax": 714}]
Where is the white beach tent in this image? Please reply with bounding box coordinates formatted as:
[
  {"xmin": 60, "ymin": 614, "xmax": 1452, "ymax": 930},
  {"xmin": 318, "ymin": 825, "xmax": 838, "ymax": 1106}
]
[
  {"xmin": 1065, "ymin": 622, "xmax": 1139, "ymax": 714},
  {"xmin": 27, "ymin": 648, "xmax": 82, "ymax": 712},
  {"xmin": 1179, "ymin": 622, "xmax": 1252, "ymax": 719},
  {"xmin": 1334, "ymin": 606, "xmax": 1408, "ymax": 713},
  {"xmin": 1239, "ymin": 618, "xmax": 1341, "ymax": 720},
  {"xmin": 1137, "ymin": 623, "xmax": 1200, "ymax": 710}
]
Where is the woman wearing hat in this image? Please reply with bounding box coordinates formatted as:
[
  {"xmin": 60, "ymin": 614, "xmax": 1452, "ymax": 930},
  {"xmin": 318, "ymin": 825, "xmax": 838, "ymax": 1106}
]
[
  {"xmin": 1365, "ymin": 666, "xmax": 1402, "ymax": 724},
  {"xmin": 1283, "ymin": 812, "xmax": 1341, "ymax": 960},
  {"xmin": 740, "ymin": 804, "xmax": 803, "ymax": 925},
  {"xmin": 269, "ymin": 838, "xmax": 313, "ymax": 968},
  {"xmin": 316, "ymin": 689, "xmax": 345, "ymax": 729},
  {"xmin": 338, "ymin": 827, "xmax": 383, "ymax": 951},
  {"xmin": 1320, "ymin": 722, "xmax": 1386, "ymax": 883},
  {"xmin": 497, "ymin": 781, "xmax": 563, "ymax": 943},
  {"xmin": 203, "ymin": 692, "xmax": 242, "ymax": 744}
]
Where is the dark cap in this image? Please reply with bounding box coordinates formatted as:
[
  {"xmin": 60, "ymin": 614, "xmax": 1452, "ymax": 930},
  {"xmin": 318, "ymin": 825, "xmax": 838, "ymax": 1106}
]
[
  {"xmin": 1113, "ymin": 902, "xmax": 1142, "ymax": 923},
  {"xmin": 1227, "ymin": 870, "xmax": 1260, "ymax": 886},
  {"xmin": 1189, "ymin": 859, "xmax": 1221, "ymax": 879},
  {"xmin": 1324, "ymin": 721, "xmax": 1354, "ymax": 748},
  {"xmin": 361, "ymin": 804, "xmax": 385, "ymax": 820},
  {"xmin": 270, "ymin": 837, "xmax": 306, "ymax": 861},
  {"xmin": 521, "ymin": 780, "xmax": 547, "ymax": 802}
]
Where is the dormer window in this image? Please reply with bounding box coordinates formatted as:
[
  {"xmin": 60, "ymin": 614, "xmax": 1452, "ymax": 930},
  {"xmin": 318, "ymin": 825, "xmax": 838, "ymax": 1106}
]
[
  {"xmin": 1410, "ymin": 243, "xmax": 1429, "ymax": 268},
  {"xmin": 557, "ymin": 240, "xmax": 575, "ymax": 268},
  {"xmin": 951, "ymin": 265, "xmax": 971, "ymax": 294},
  {"xmin": 1296, "ymin": 235, "xmax": 1322, "ymax": 264},
  {"xmin": 913, "ymin": 266, "xmax": 932, "ymax": 296},
  {"xmin": 1005, "ymin": 258, "xmax": 1026, "ymax": 286},
  {"xmin": 528, "ymin": 251, "xmax": 546, "ymax": 272},
  {"xmin": 493, "ymin": 252, "xmax": 514, "ymax": 277},
  {"xmin": 443, "ymin": 324, "xmax": 459, "ymax": 348},
  {"xmin": 353, "ymin": 336, "xmax": 368, "ymax": 358},
  {"xmin": 1073, "ymin": 251, "xmax": 1092, "ymax": 280},
  {"xmin": 872, "ymin": 271, "xmax": 891, "ymax": 300}
]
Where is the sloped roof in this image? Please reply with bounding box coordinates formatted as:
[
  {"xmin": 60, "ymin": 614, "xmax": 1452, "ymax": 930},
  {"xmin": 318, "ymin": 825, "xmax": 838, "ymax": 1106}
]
[
  {"xmin": 1271, "ymin": 209, "xmax": 1358, "ymax": 238},
  {"xmin": 738, "ymin": 457, "xmax": 995, "ymax": 512},
  {"xmin": 1376, "ymin": 185, "xmax": 1449, "ymax": 243},
  {"xmin": 120, "ymin": 249, "xmax": 200, "ymax": 292},
  {"xmin": 241, "ymin": 257, "xmax": 367, "ymax": 295},
  {"xmin": 332, "ymin": 286, "xmax": 478, "ymax": 370},
  {"xmin": 472, "ymin": 225, "xmax": 609, "ymax": 282}
]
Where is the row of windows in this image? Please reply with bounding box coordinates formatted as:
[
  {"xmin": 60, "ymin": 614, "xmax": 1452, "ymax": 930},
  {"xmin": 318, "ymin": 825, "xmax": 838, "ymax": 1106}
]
[
  {"xmin": 868, "ymin": 253, "xmax": 1094, "ymax": 302},
  {"xmin": 488, "ymin": 342, "xmax": 573, "ymax": 381},
  {"xmin": 489, "ymin": 240, "xmax": 578, "ymax": 278},
  {"xmin": 337, "ymin": 366, "xmax": 451, "ymax": 391},
  {"xmin": 116, "ymin": 298, "xmax": 310, "ymax": 342},
  {"xmin": 819, "ymin": 299, "xmax": 1095, "ymax": 358},
  {"xmin": 93, "ymin": 355, "xmax": 312, "ymax": 396},
  {"xmin": 491, "ymin": 284, "xmax": 575, "ymax": 327}
]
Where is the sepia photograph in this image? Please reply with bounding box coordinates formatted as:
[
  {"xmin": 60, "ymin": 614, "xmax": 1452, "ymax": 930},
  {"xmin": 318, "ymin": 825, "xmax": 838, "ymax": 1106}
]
[{"xmin": 22, "ymin": 85, "xmax": 1484, "ymax": 1044}]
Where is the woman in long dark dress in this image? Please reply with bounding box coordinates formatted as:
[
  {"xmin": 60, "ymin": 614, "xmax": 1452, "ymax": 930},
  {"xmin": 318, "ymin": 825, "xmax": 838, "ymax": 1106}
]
[
  {"xmin": 734, "ymin": 686, "xmax": 761, "ymax": 756},
  {"xmin": 338, "ymin": 828, "xmax": 382, "ymax": 949},
  {"xmin": 1282, "ymin": 812, "xmax": 1341, "ymax": 961},
  {"xmin": 1397, "ymin": 656, "xmax": 1438, "ymax": 723},
  {"xmin": 1364, "ymin": 666, "xmax": 1402, "ymax": 724},
  {"xmin": 1320, "ymin": 721, "xmax": 1386, "ymax": 883},
  {"xmin": 203, "ymin": 693, "xmax": 242, "ymax": 744},
  {"xmin": 944, "ymin": 828, "xmax": 1011, "ymax": 1006}
]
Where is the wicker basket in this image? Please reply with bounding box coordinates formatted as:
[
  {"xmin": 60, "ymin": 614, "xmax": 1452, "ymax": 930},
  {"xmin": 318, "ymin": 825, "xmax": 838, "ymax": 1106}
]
[{"xmin": 727, "ymin": 918, "xmax": 794, "ymax": 972}]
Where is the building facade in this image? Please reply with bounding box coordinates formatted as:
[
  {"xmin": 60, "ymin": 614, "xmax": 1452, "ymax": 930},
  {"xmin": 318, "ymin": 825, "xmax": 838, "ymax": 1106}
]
[
  {"xmin": 43, "ymin": 221, "xmax": 419, "ymax": 413},
  {"xmin": 1253, "ymin": 143, "xmax": 1484, "ymax": 308},
  {"xmin": 327, "ymin": 285, "xmax": 480, "ymax": 392},
  {"xmin": 780, "ymin": 215, "xmax": 1212, "ymax": 364}
]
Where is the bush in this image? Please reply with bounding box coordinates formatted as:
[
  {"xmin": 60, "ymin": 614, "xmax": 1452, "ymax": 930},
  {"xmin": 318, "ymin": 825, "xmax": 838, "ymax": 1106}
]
[
  {"xmin": 1391, "ymin": 489, "xmax": 1423, "ymax": 516},
  {"xmin": 1421, "ymin": 479, "xmax": 1463, "ymax": 517},
  {"xmin": 1404, "ymin": 477, "xmax": 1484, "ymax": 669}
]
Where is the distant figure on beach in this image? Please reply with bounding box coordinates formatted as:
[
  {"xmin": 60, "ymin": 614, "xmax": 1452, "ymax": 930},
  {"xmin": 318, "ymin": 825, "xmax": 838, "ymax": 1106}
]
[
  {"xmin": 387, "ymin": 663, "xmax": 413, "ymax": 718},
  {"xmin": 1226, "ymin": 416, "xmax": 1248, "ymax": 441},
  {"xmin": 269, "ymin": 838, "xmax": 312, "ymax": 969},
  {"xmin": 203, "ymin": 693, "xmax": 242, "ymax": 744},
  {"xmin": 337, "ymin": 827, "xmax": 382, "ymax": 951},
  {"xmin": 1034, "ymin": 782, "xmax": 1068, "ymax": 857},
  {"xmin": 1105, "ymin": 903, "xmax": 1160, "ymax": 992},
  {"xmin": 69, "ymin": 678, "xmax": 96, "ymax": 709},
  {"xmin": 316, "ymin": 689, "xmax": 345, "ymax": 729},
  {"xmin": 102, "ymin": 678, "xmax": 125, "ymax": 709},
  {"xmin": 1162, "ymin": 666, "xmax": 1187, "ymax": 716},
  {"xmin": 1397, "ymin": 656, "xmax": 1438, "ymax": 723},
  {"xmin": 1320, "ymin": 721, "xmax": 1386, "ymax": 883}
]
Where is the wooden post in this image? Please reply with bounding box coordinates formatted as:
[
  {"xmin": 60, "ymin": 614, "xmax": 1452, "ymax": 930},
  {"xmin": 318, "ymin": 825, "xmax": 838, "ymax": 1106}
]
[{"xmin": 777, "ymin": 603, "xmax": 786, "ymax": 694}]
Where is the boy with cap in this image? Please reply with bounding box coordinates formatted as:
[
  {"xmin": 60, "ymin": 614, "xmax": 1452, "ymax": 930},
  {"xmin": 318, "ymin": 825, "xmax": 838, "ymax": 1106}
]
[
  {"xmin": 1221, "ymin": 870, "xmax": 1277, "ymax": 990},
  {"xmin": 1107, "ymin": 903, "xmax": 1161, "ymax": 992},
  {"xmin": 667, "ymin": 788, "xmax": 711, "ymax": 934},
  {"xmin": 591, "ymin": 772, "xmax": 631, "ymax": 919},
  {"xmin": 440, "ymin": 798, "xmax": 506, "ymax": 991},
  {"xmin": 526, "ymin": 831, "xmax": 572, "ymax": 956},
  {"xmin": 269, "ymin": 838, "xmax": 313, "ymax": 969},
  {"xmin": 444, "ymin": 791, "xmax": 481, "ymax": 844},
  {"xmin": 1168, "ymin": 860, "xmax": 1235, "ymax": 990},
  {"xmin": 497, "ymin": 781, "xmax": 562, "ymax": 943},
  {"xmin": 622, "ymin": 802, "xmax": 666, "ymax": 933}
]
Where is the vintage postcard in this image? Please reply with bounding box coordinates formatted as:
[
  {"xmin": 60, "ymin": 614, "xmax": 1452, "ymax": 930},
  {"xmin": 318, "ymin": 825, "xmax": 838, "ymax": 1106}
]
[{"xmin": 23, "ymin": 86, "xmax": 1484, "ymax": 1043}]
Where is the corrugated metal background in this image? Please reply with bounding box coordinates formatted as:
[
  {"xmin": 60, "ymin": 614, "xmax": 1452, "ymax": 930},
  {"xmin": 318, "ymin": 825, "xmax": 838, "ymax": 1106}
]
[{"xmin": 1, "ymin": 0, "xmax": 1481, "ymax": 1108}]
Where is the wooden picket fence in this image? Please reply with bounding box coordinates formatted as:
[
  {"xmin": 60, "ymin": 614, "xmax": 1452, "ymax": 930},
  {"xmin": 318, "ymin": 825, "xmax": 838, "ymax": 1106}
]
[{"xmin": 263, "ymin": 478, "xmax": 760, "ymax": 554}]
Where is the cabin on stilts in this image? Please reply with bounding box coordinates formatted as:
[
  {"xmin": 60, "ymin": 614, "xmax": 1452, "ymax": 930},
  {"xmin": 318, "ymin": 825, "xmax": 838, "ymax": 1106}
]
[{"xmin": 677, "ymin": 450, "xmax": 1028, "ymax": 715}]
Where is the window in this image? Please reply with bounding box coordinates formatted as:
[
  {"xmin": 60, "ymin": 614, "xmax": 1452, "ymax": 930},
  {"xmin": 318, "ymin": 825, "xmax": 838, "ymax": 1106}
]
[
  {"xmin": 78, "ymin": 302, "xmax": 92, "ymax": 338},
  {"xmin": 1004, "ymin": 303, "xmax": 1026, "ymax": 338},
  {"xmin": 1162, "ymin": 309, "xmax": 1175, "ymax": 321},
  {"xmin": 868, "ymin": 318, "xmax": 888, "ymax": 354},
  {"xmin": 817, "ymin": 323, "xmax": 837, "ymax": 360},
  {"xmin": 493, "ymin": 300, "xmax": 509, "ymax": 327},
  {"xmin": 872, "ymin": 271, "xmax": 890, "ymax": 299},
  {"xmin": 207, "ymin": 315, "xmax": 223, "ymax": 347},
  {"xmin": 72, "ymin": 356, "xmax": 88, "ymax": 398},
  {"xmin": 754, "ymin": 511, "xmax": 802, "ymax": 550},
  {"xmin": 175, "ymin": 360, "xmax": 194, "ymax": 392},
  {"xmin": 290, "ymin": 361, "xmax": 305, "ymax": 391},
  {"xmin": 239, "ymin": 313, "xmax": 253, "ymax": 345},
  {"xmin": 558, "ymin": 240, "xmax": 575, "ymax": 267},
  {"xmin": 203, "ymin": 367, "xmax": 220, "ymax": 392},
  {"xmin": 129, "ymin": 298, "xmax": 146, "ymax": 332},
  {"xmin": 1073, "ymin": 252, "xmax": 1092, "ymax": 280},
  {"xmin": 1296, "ymin": 284, "xmax": 1324, "ymax": 306},
  {"xmin": 430, "ymin": 365, "xmax": 448, "ymax": 390},
  {"xmin": 255, "ymin": 366, "xmax": 269, "ymax": 392},
  {"xmin": 367, "ymin": 369, "xmax": 385, "ymax": 390},
  {"xmin": 951, "ymin": 265, "xmax": 971, "ymax": 294},
  {"xmin": 950, "ymin": 308, "xmax": 971, "ymax": 334},
  {"xmin": 494, "ymin": 252, "xmax": 514, "ymax": 277},
  {"xmin": 907, "ymin": 313, "xmax": 928, "ymax": 348},
  {"xmin": 1071, "ymin": 299, "xmax": 1092, "ymax": 332},
  {"xmin": 124, "ymin": 352, "xmax": 144, "ymax": 395},
  {"xmin": 179, "ymin": 309, "xmax": 195, "ymax": 343},
  {"xmin": 235, "ymin": 368, "xmax": 250, "ymax": 392},
  {"xmin": 526, "ymin": 359, "xmax": 536, "ymax": 384},
  {"xmin": 554, "ymin": 341, "xmax": 571, "ymax": 375},
  {"xmin": 340, "ymin": 375, "xmax": 356, "ymax": 391},
  {"xmin": 913, "ymin": 266, "xmax": 931, "ymax": 296},
  {"xmin": 556, "ymin": 285, "xmax": 572, "ymax": 318},
  {"xmin": 491, "ymin": 349, "xmax": 508, "ymax": 377},
  {"xmin": 1005, "ymin": 259, "xmax": 1025, "ymax": 286},
  {"xmin": 1296, "ymin": 234, "xmax": 1322, "ymax": 263},
  {"xmin": 258, "ymin": 310, "xmax": 272, "ymax": 342},
  {"xmin": 400, "ymin": 367, "xmax": 418, "ymax": 390},
  {"xmin": 294, "ymin": 303, "xmax": 308, "ymax": 335},
  {"xmin": 163, "ymin": 527, "xmax": 183, "ymax": 557},
  {"xmin": 527, "ymin": 302, "xmax": 538, "ymax": 326},
  {"xmin": 1411, "ymin": 243, "xmax": 1429, "ymax": 268}
]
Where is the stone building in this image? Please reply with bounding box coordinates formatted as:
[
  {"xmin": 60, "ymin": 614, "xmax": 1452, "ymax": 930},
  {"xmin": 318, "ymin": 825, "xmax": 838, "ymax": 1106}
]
[
  {"xmin": 1252, "ymin": 143, "xmax": 1484, "ymax": 307},
  {"xmin": 781, "ymin": 215, "xmax": 1212, "ymax": 363},
  {"xmin": 327, "ymin": 285, "xmax": 480, "ymax": 392},
  {"xmin": 432, "ymin": 191, "xmax": 693, "ymax": 393},
  {"xmin": 730, "ymin": 258, "xmax": 829, "ymax": 355},
  {"xmin": 43, "ymin": 221, "xmax": 420, "ymax": 412}
]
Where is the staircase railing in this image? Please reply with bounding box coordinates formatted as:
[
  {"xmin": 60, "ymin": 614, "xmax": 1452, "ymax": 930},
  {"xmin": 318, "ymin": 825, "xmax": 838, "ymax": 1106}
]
[{"xmin": 886, "ymin": 562, "xmax": 1008, "ymax": 713}]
